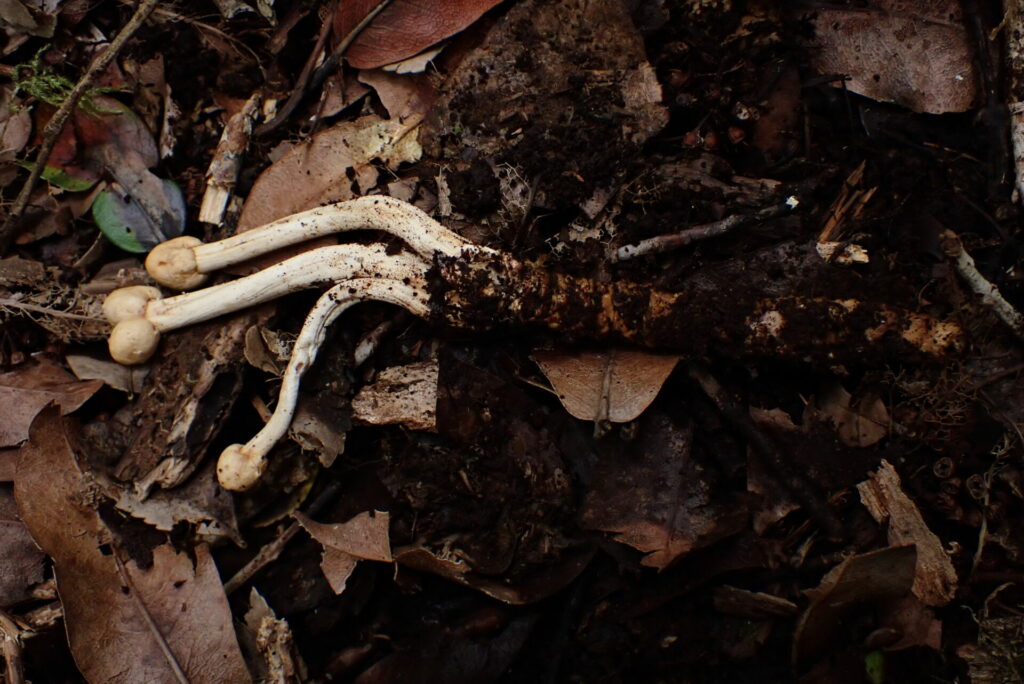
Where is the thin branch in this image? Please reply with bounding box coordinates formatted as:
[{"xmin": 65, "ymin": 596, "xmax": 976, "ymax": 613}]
[
  {"xmin": 0, "ymin": 0, "xmax": 162, "ymax": 254},
  {"xmin": 225, "ymin": 480, "xmax": 341, "ymax": 593},
  {"xmin": 941, "ymin": 229, "xmax": 1024, "ymax": 340},
  {"xmin": 613, "ymin": 197, "xmax": 798, "ymax": 262},
  {"xmin": 256, "ymin": 0, "xmax": 393, "ymax": 137}
]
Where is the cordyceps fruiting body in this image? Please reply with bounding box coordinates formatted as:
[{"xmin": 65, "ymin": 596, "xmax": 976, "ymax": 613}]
[{"xmin": 101, "ymin": 196, "xmax": 963, "ymax": 491}]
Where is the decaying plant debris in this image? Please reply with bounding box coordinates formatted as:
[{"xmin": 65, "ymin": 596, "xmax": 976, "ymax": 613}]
[{"xmin": 2, "ymin": 0, "xmax": 1024, "ymax": 682}]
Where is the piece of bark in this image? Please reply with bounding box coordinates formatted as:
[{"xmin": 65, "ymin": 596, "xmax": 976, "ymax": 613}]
[{"xmin": 857, "ymin": 460, "xmax": 958, "ymax": 606}]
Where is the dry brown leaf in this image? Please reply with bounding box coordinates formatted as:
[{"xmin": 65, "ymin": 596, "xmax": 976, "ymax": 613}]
[
  {"xmin": 810, "ymin": 382, "xmax": 890, "ymax": 447},
  {"xmin": 793, "ymin": 545, "xmax": 917, "ymax": 668},
  {"xmin": 14, "ymin": 407, "xmax": 251, "ymax": 683},
  {"xmin": 808, "ymin": 0, "xmax": 977, "ymax": 113},
  {"xmin": 0, "ymin": 448, "xmax": 15, "ymax": 481},
  {"xmin": 0, "ymin": 487, "xmax": 45, "ymax": 607},
  {"xmin": 351, "ymin": 360, "xmax": 438, "ymax": 431},
  {"xmin": 334, "ymin": 0, "xmax": 502, "ymax": 70},
  {"xmin": 289, "ymin": 399, "xmax": 347, "ymax": 468},
  {"xmin": 109, "ymin": 462, "xmax": 244, "ymax": 546},
  {"xmin": 747, "ymin": 407, "xmax": 801, "ymax": 532},
  {"xmin": 358, "ymin": 69, "xmax": 436, "ymax": 122},
  {"xmin": 857, "ymin": 460, "xmax": 958, "ymax": 606},
  {"xmin": 0, "ymin": 85, "xmax": 31, "ymax": 162},
  {"xmin": 65, "ymin": 352, "xmax": 149, "ymax": 393},
  {"xmin": 0, "ymin": 358, "xmax": 102, "ymax": 447},
  {"xmin": 579, "ymin": 413, "xmax": 746, "ymax": 569},
  {"xmin": 533, "ymin": 349, "xmax": 679, "ymax": 423},
  {"xmin": 237, "ymin": 115, "xmax": 422, "ymax": 232},
  {"xmin": 295, "ymin": 510, "xmax": 391, "ymax": 595}
]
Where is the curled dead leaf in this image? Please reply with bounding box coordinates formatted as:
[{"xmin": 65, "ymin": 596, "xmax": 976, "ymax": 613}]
[{"xmin": 534, "ymin": 349, "xmax": 678, "ymax": 423}]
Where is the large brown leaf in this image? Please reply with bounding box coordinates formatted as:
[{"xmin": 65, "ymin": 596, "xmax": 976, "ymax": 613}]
[
  {"xmin": 0, "ymin": 358, "xmax": 101, "ymax": 447},
  {"xmin": 333, "ymin": 0, "xmax": 502, "ymax": 70},
  {"xmin": 237, "ymin": 115, "xmax": 421, "ymax": 232},
  {"xmin": 807, "ymin": 0, "xmax": 977, "ymax": 113},
  {"xmin": 14, "ymin": 408, "xmax": 250, "ymax": 684}
]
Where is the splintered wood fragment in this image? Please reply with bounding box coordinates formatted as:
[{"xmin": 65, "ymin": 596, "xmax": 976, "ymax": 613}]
[
  {"xmin": 351, "ymin": 360, "xmax": 438, "ymax": 431},
  {"xmin": 614, "ymin": 198, "xmax": 797, "ymax": 261},
  {"xmin": 856, "ymin": 460, "xmax": 957, "ymax": 606},
  {"xmin": 199, "ymin": 94, "xmax": 261, "ymax": 225}
]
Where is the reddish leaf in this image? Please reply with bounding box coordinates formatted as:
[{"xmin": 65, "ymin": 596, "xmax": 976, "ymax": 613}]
[
  {"xmin": 333, "ymin": 0, "xmax": 502, "ymax": 70},
  {"xmin": 14, "ymin": 408, "xmax": 251, "ymax": 683}
]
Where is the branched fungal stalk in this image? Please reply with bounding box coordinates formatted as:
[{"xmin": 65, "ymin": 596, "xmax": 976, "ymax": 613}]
[
  {"xmin": 145, "ymin": 195, "xmax": 483, "ymax": 290},
  {"xmin": 103, "ymin": 197, "xmax": 966, "ymax": 491},
  {"xmin": 217, "ymin": 277, "xmax": 429, "ymax": 491}
]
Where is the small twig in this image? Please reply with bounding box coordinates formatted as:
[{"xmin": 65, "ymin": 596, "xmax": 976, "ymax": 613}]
[
  {"xmin": 225, "ymin": 479, "xmax": 342, "ymax": 593},
  {"xmin": 199, "ymin": 94, "xmax": 261, "ymax": 224},
  {"xmin": 0, "ymin": 0, "xmax": 161, "ymax": 254},
  {"xmin": 941, "ymin": 229, "xmax": 1024, "ymax": 340},
  {"xmin": 613, "ymin": 197, "xmax": 797, "ymax": 262},
  {"xmin": 0, "ymin": 609, "xmax": 25, "ymax": 684},
  {"xmin": 112, "ymin": 551, "xmax": 190, "ymax": 684},
  {"xmin": 256, "ymin": 0, "xmax": 393, "ymax": 137},
  {"xmin": 353, "ymin": 314, "xmax": 403, "ymax": 366}
]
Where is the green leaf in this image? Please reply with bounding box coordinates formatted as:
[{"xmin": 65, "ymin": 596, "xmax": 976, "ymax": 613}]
[
  {"xmin": 39, "ymin": 164, "xmax": 98, "ymax": 192},
  {"xmin": 91, "ymin": 189, "xmax": 147, "ymax": 253}
]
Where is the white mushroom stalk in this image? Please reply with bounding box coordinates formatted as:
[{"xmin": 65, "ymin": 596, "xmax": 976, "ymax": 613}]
[
  {"xmin": 217, "ymin": 277, "xmax": 430, "ymax": 491},
  {"xmin": 105, "ymin": 243, "xmax": 430, "ymax": 365},
  {"xmin": 146, "ymin": 195, "xmax": 481, "ymax": 290}
]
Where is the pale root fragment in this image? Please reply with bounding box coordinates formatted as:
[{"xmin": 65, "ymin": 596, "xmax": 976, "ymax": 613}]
[
  {"xmin": 216, "ymin": 278, "xmax": 430, "ymax": 491},
  {"xmin": 145, "ymin": 195, "xmax": 480, "ymax": 290}
]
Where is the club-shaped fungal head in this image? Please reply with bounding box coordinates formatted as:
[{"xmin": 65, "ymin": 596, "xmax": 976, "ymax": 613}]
[
  {"xmin": 146, "ymin": 236, "xmax": 207, "ymax": 290},
  {"xmin": 108, "ymin": 318, "xmax": 161, "ymax": 365},
  {"xmin": 102, "ymin": 285, "xmax": 163, "ymax": 324},
  {"xmin": 217, "ymin": 444, "xmax": 265, "ymax": 491}
]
